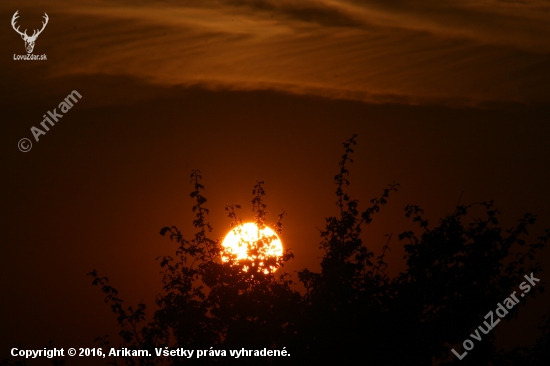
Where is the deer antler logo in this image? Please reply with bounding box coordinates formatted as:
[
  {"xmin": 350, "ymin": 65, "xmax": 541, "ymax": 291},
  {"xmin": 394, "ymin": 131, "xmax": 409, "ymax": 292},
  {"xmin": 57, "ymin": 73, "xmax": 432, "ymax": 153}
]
[{"xmin": 12, "ymin": 10, "xmax": 49, "ymax": 54}]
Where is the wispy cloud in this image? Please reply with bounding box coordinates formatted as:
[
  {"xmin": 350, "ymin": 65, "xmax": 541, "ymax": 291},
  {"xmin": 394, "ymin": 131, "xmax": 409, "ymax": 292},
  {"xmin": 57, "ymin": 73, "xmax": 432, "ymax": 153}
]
[{"xmin": 2, "ymin": 0, "xmax": 550, "ymax": 106}]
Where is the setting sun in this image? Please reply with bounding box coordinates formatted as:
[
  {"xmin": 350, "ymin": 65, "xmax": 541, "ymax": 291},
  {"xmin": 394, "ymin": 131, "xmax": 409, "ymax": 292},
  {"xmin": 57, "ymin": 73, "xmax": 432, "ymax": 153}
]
[{"xmin": 221, "ymin": 222, "xmax": 283, "ymax": 272}]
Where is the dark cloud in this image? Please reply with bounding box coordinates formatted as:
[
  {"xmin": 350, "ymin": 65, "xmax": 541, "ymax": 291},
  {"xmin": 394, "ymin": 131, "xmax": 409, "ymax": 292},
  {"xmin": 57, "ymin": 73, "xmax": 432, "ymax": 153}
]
[
  {"xmin": 2, "ymin": 0, "xmax": 550, "ymax": 106},
  {"xmin": 222, "ymin": 0, "xmax": 367, "ymax": 28}
]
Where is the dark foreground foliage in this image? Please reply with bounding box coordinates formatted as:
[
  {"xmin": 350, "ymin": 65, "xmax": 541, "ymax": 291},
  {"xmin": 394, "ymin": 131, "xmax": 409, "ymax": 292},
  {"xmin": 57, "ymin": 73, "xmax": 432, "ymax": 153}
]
[{"xmin": 4, "ymin": 135, "xmax": 549, "ymax": 366}]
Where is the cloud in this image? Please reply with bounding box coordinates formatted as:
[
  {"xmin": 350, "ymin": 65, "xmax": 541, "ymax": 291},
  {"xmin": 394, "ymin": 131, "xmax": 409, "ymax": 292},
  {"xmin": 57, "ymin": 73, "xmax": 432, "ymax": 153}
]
[{"xmin": 2, "ymin": 0, "xmax": 550, "ymax": 106}]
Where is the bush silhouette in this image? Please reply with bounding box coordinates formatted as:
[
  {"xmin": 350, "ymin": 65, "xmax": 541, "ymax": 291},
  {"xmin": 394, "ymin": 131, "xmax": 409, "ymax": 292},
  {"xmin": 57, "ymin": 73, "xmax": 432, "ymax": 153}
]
[
  {"xmin": 4, "ymin": 135, "xmax": 548, "ymax": 366},
  {"xmin": 87, "ymin": 135, "xmax": 549, "ymax": 365}
]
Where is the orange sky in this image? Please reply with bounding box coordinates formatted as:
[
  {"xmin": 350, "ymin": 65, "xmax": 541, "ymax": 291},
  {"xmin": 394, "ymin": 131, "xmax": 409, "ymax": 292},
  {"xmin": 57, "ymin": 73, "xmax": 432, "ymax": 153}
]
[
  {"xmin": 2, "ymin": 0, "xmax": 550, "ymax": 106},
  {"xmin": 2, "ymin": 0, "xmax": 550, "ymax": 364}
]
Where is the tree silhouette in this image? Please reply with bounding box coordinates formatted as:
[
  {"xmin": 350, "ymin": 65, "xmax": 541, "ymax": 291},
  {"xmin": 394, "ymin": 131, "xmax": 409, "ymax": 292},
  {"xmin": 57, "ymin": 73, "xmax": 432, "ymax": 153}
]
[
  {"xmin": 89, "ymin": 171, "xmax": 297, "ymax": 366},
  {"xmin": 88, "ymin": 135, "xmax": 550, "ymax": 365},
  {"xmin": 294, "ymin": 137, "xmax": 549, "ymax": 365},
  {"xmin": 4, "ymin": 135, "xmax": 548, "ymax": 366}
]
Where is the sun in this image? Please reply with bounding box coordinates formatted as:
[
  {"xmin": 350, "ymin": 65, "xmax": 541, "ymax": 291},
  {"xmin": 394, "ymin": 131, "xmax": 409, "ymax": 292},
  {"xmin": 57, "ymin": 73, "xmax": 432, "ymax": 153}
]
[{"xmin": 221, "ymin": 222, "xmax": 283, "ymax": 273}]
